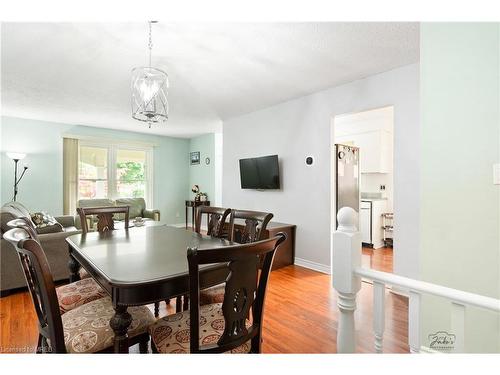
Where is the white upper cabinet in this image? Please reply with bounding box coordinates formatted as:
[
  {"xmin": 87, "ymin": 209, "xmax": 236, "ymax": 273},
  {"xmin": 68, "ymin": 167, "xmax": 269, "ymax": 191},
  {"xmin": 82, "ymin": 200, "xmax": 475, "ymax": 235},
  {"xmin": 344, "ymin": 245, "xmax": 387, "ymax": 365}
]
[{"xmin": 334, "ymin": 106, "xmax": 393, "ymax": 174}]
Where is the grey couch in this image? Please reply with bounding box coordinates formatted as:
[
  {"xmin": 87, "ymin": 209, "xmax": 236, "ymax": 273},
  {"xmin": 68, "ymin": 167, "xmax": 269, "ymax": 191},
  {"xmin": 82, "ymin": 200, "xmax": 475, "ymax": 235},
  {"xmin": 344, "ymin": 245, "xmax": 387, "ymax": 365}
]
[
  {"xmin": 0, "ymin": 201, "xmax": 80, "ymax": 294},
  {"xmin": 76, "ymin": 198, "xmax": 160, "ymax": 229}
]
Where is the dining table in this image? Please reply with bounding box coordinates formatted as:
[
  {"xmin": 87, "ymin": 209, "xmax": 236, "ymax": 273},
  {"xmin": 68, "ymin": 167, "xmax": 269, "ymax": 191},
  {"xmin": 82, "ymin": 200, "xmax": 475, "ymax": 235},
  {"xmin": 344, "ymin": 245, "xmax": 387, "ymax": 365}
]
[{"xmin": 65, "ymin": 223, "xmax": 232, "ymax": 353}]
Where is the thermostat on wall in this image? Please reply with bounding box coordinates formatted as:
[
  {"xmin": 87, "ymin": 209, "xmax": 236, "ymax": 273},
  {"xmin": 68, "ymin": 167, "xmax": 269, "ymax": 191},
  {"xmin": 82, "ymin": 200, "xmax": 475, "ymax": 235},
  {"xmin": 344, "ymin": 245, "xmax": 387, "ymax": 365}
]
[{"xmin": 305, "ymin": 156, "xmax": 314, "ymax": 166}]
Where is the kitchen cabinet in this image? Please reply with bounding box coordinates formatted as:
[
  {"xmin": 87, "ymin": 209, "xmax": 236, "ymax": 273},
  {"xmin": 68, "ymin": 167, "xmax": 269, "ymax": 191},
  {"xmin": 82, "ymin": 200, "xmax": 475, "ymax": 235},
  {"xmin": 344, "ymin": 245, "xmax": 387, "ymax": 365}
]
[
  {"xmin": 334, "ymin": 106, "xmax": 393, "ymax": 174},
  {"xmin": 336, "ymin": 130, "xmax": 392, "ymax": 173}
]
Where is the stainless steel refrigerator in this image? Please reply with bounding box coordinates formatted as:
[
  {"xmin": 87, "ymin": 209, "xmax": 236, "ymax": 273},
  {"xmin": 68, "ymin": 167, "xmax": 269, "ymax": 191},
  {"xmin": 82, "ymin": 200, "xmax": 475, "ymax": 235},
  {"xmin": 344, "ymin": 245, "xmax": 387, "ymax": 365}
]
[{"xmin": 335, "ymin": 144, "xmax": 360, "ymax": 228}]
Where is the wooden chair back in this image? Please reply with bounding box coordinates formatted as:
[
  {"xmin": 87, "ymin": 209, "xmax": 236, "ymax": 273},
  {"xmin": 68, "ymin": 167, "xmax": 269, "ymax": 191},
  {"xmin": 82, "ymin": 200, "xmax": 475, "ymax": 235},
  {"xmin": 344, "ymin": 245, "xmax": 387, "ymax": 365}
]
[
  {"xmin": 76, "ymin": 206, "xmax": 130, "ymax": 234},
  {"xmin": 3, "ymin": 225, "xmax": 67, "ymax": 353},
  {"xmin": 194, "ymin": 206, "xmax": 231, "ymax": 238},
  {"xmin": 7, "ymin": 217, "xmax": 39, "ymax": 239},
  {"xmin": 228, "ymin": 209, "xmax": 273, "ymax": 243},
  {"xmin": 187, "ymin": 232, "xmax": 286, "ymax": 353}
]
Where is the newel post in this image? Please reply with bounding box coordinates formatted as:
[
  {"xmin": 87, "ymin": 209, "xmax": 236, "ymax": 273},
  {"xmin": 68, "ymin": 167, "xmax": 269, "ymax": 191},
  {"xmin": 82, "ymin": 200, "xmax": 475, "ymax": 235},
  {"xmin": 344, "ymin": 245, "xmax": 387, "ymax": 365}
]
[{"xmin": 332, "ymin": 207, "xmax": 362, "ymax": 353}]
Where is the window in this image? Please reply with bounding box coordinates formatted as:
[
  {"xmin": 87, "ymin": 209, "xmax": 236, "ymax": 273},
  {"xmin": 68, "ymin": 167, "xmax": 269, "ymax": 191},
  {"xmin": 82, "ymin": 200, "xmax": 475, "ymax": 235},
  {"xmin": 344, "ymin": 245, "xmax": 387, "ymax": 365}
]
[
  {"xmin": 116, "ymin": 149, "xmax": 147, "ymax": 199},
  {"xmin": 79, "ymin": 146, "xmax": 108, "ymax": 199},
  {"xmin": 78, "ymin": 142, "xmax": 153, "ymax": 204}
]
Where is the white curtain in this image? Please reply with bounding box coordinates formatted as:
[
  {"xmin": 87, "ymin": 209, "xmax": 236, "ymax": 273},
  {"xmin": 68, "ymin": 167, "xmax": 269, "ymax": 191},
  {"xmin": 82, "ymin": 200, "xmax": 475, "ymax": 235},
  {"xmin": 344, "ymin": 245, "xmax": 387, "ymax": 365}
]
[{"xmin": 63, "ymin": 138, "xmax": 79, "ymax": 215}]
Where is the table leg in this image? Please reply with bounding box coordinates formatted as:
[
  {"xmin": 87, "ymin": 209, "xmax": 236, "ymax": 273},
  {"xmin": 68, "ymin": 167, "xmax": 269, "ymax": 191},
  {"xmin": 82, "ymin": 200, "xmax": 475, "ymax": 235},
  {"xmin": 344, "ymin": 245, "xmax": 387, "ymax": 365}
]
[
  {"xmin": 175, "ymin": 296, "xmax": 182, "ymax": 313},
  {"xmin": 191, "ymin": 206, "xmax": 195, "ymax": 230},
  {"xmin": 68, "ymin": 253, "xmax": 81, "ymax": 283},
  {"xmin": 185, "ymin": 206, "xmax": 188, "ymax": 229},
  {"xmin": 110, "ymin": 305, "xmax": 132, "ymax": 353}
]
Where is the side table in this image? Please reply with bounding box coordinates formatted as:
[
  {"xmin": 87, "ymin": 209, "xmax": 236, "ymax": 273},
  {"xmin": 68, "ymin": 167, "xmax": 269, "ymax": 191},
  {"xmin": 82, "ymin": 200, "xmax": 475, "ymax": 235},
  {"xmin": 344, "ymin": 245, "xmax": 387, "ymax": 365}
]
[{"xmin": 185, "ymin": 200, "xmax": 210, "ymax": 229}]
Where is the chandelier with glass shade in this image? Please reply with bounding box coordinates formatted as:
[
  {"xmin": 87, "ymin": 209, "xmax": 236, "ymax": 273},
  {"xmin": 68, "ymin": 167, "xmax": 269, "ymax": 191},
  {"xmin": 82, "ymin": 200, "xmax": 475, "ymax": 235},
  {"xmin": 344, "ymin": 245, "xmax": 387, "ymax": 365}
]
[{"xmin": 131, "ymin": 21, "xmax": 169, "ymax": 128}]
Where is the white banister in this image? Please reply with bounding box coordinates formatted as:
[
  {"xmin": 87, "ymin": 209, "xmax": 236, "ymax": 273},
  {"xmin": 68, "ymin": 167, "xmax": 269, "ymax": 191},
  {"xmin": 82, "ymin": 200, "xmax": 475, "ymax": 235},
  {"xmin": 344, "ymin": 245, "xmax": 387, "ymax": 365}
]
[
  {"xmin": 408, "ymin": 291, "xmax": 421, "ymax": 353},
  {"xmin": 354, "ymin": 267, "xmax": 500, "ymax": 313},
  {"xmin": 332, "ymin": 207, "xmax": 361, "ymax": 353},
  {"xmin": 332, "ymin": 206, "xmax": 500, "ymax": 354},
  {"xmin": 373, "ymin": 281, "xmax": 385, "ymax": 353},
  {"xmin": 451, "ymin": 302, "xmax": 465, "ymax": 353}
]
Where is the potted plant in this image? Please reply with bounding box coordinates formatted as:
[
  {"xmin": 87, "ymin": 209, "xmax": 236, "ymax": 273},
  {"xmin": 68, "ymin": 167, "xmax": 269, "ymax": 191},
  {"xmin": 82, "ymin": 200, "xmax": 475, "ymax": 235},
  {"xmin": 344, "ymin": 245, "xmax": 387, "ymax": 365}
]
[{"xmin": 191, "ymin": 184, "xmax": 200, "ymax": 201}]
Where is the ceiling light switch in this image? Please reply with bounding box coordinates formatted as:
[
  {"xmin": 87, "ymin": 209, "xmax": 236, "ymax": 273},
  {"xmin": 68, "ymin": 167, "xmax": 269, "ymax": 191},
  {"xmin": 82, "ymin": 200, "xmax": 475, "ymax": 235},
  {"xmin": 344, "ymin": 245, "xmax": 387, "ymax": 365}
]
[{"xmin": 494, "ymin": 164, "xmax": 500, "ymax": 185}]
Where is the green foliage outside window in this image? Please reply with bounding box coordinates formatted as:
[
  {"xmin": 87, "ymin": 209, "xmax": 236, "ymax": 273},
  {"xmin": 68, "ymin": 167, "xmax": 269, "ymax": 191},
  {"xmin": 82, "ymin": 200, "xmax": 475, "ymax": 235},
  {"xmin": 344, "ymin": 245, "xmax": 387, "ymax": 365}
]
[{"xmin": 117, "ymin": 161, "xmax": 145, "ymax": 198}]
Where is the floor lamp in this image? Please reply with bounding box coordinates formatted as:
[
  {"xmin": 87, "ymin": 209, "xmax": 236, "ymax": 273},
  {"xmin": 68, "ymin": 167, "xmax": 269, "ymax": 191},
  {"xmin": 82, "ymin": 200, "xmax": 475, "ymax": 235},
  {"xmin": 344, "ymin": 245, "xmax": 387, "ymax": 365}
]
[{"xmin": 6, "ymin": 152, "xmax": 28, "ymax": 202}]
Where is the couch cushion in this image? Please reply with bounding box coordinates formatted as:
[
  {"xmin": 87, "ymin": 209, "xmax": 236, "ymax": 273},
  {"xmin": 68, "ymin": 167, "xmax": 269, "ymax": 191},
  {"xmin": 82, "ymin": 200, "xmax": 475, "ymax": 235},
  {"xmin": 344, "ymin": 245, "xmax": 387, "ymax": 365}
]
[
  {"xmin": 36, "ymin": 223, "xmax": 64, "ymax": 234},
  {"xmin": 115, "ymin": 198, "xmax": 146, "ymax": 219},
  {"xmin": 1, "ymin": 201, "xmax": 35, "ymax": 235},
  {"xmin": 31, "ymin": 212, "xmax": 64, "ymax": 234}
]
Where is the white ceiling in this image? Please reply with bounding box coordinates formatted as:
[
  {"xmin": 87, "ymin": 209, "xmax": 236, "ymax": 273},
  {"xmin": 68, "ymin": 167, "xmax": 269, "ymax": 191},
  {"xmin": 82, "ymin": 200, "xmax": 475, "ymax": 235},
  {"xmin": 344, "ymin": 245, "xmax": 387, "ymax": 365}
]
[{"xmin": 1, "ymin": 22, "xmax": 419, "ymax": 138}]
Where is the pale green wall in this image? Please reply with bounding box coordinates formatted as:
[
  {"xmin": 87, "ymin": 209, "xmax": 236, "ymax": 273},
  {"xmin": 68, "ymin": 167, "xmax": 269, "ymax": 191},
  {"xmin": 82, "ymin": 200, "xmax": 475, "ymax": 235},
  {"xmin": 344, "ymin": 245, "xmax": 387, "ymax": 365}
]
[
  {"xmin": 188, "ymin": 134, "xmax": 215, "ymax": 203},
  {"xmin": 420, "ymin": 23, "xmax": 500, "ymax": 352},
  {"xmin": 0, "ymin": 116, "xmax": 191, "ymax": 224}
]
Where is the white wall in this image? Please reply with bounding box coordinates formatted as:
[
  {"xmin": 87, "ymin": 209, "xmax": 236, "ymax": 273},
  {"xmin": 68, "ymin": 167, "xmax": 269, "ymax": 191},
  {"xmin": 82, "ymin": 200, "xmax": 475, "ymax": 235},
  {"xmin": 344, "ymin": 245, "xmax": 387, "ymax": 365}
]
[
  {"xmin": 0, "ymin": 116, "xmax": 190, "ymax": 224},
  {"xmin": 222, "ymin": 64, "xmax": 420, "ymax": 277},
  {"xmin": 420, "ymin": 23, "xmax": 500, "ymax": 353}
]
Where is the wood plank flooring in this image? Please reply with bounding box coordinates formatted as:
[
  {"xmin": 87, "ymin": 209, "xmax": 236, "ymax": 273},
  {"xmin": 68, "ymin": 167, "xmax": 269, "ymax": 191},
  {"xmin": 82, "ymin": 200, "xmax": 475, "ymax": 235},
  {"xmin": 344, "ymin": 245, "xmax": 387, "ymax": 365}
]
[
  {"xmin": 1, "ymin": 248, "xmax": 408, "ymax": 353},
  {"xmin": 362, "ymin": 246, "xmax": 393, "ymax": 273}
]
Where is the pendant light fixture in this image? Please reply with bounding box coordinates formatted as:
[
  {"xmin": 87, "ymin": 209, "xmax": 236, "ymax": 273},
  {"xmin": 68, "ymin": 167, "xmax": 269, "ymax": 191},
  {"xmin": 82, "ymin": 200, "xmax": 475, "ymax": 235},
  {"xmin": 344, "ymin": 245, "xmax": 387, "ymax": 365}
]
[{"xmin": 131, "ymin": 21, "xmax": 169, "ymax": 128}]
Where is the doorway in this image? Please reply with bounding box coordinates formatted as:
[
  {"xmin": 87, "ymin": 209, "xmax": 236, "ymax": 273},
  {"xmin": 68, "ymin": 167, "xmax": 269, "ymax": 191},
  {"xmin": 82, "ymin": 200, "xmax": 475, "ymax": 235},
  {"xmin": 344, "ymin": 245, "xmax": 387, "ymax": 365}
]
[{"xmin": 331, "ymin": 106, "xmax": 394, "ymax": 273}]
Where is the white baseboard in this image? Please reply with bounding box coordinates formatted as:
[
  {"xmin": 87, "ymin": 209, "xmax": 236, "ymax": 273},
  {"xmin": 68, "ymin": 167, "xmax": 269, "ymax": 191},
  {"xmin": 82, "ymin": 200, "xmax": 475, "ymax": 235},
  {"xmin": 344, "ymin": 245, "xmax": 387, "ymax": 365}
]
[
  {"xmin": 294, "ymin": 257, "xmax": 331, "ymax": 274},
  {"xmin": 170, "ymin": 223, "xmax": 185, "ymax": 228}
]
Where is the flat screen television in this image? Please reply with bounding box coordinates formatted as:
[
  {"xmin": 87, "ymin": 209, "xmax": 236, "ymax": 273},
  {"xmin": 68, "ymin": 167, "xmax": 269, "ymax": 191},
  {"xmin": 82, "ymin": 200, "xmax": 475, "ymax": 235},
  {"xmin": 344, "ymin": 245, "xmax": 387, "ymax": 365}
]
[{"xmin": 239, "ymin": 155, "xmax": 280, "ymax": 189}]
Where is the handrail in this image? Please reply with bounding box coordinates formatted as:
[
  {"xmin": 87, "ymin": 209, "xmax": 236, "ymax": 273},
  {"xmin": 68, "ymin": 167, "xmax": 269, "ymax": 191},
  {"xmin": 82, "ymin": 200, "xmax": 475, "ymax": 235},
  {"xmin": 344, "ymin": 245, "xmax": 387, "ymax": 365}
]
[
  {"xmin": 332, "ymin": 206, "xmax": 500, "ymax": 353},
  {"xmin": 355, "ymin": 267, "xmax": 500, "ymax": 313}
]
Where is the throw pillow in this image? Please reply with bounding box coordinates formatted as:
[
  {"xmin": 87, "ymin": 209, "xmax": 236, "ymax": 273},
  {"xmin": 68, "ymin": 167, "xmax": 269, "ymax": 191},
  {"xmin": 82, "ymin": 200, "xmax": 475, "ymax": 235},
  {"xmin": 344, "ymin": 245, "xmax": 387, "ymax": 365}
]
[{"xmin": 31, "ymin": 211, "xmax": 64, "ymax": 234}]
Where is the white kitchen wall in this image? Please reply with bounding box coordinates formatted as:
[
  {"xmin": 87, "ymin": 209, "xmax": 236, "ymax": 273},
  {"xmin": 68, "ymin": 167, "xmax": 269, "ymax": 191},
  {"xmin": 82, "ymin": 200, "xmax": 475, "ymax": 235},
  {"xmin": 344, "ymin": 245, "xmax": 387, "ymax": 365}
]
[
  {"xmin": 361, "ymin": 174, "xmax": 394, "ymax": 210},
  {"xmin": 222, "ymin": 64, "xmax": 420, "ymax": 277}
]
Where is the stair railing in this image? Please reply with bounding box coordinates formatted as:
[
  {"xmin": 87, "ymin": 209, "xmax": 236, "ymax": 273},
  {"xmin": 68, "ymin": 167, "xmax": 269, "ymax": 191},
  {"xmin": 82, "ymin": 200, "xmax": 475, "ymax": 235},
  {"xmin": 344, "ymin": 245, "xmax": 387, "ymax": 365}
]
[{"xmin": 332, "ymin": 206, "xmax": 500, "ymax": 353}]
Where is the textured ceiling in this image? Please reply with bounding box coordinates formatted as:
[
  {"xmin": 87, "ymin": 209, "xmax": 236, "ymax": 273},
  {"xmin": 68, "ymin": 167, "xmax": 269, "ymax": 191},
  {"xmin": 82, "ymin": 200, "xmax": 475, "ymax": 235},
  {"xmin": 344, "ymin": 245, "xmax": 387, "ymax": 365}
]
[{"xmin": 1, "ymin": 22, "xmax": 419, "ymax": 138}]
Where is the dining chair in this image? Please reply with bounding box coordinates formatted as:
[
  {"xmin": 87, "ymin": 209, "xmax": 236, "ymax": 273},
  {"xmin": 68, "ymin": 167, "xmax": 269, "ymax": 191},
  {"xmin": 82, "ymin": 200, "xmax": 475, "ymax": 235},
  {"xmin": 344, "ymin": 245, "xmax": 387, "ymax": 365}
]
[
  {"xmin": 149, "ymin": 232, "xmax": 286, "ymax": 353},
  {"xmin": 198, "ymin": 209, "xmax": 274, "ymax": 306},
  {"xmin": 194, "ymin": 206, "xmax": 231, "ymax": 237},
  {"xmin": 76, "ymin": 205, "xmax": 130, "ymax": 234},
  {"xmin": 3, "ymin": 226, "xmax": 154, "ymax": 353},
  {"xmin": 76, "ymin": 205, "xmax": 130, "ymax": 280},
  {"xmin": 228, "ymin": 209, "xmax": 274, "ymax": 243},
  {"xmin": 169, "ymin": 206, "xmax": 232, "ymax": 315},
  {"xmin": 7, "ymin": 219, "xmax": 107, "ymax": 314}
]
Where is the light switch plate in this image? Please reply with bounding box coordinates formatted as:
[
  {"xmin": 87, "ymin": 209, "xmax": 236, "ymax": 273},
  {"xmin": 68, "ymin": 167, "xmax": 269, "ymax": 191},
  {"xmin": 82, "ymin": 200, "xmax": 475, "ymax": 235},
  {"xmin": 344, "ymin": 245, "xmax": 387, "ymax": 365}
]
[{"xmin": 494, "ymin": 164, "xmax": 500, "ymax": 185}]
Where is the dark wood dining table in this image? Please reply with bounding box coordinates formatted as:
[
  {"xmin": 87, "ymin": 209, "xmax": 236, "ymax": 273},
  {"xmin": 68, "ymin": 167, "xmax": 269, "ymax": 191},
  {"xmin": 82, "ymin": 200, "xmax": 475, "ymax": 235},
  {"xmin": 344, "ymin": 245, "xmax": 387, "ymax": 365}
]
[{"xmin": 65, "ymin": 224, "xmax": 232, "ymax": 353}]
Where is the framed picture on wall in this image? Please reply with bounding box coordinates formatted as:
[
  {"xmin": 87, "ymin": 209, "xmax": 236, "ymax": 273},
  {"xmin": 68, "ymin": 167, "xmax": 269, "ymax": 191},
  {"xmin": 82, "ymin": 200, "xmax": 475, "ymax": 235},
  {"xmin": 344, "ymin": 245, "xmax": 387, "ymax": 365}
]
[{"xmin": 190, "ymin": 151, "xmax": 200, "ymax": 165}]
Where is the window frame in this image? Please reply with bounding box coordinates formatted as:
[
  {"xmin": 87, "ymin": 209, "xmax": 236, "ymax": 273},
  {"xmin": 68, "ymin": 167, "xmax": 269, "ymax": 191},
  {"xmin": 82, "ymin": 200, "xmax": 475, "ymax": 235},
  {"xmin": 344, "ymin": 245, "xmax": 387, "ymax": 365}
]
[{"xmin": 78, "ymin": 141, "xmax": 154, "ymax": 206}]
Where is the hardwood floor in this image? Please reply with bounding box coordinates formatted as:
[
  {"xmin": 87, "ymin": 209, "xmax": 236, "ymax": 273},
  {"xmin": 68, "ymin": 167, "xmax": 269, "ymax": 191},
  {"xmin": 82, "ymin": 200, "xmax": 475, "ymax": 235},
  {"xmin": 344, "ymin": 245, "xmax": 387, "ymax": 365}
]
[
  {"xmin": 362, "ymin": 246, "xmax": 393, "ymax": 273},
  {"xmin": 262, "ymin": 265, "xmax": 407, "ymax": 353},
  {"xmin": 0, "ymin": 249, "xmax": 408, "ymax": 353}
]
